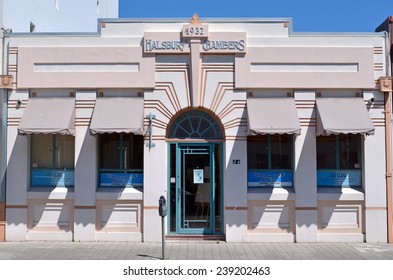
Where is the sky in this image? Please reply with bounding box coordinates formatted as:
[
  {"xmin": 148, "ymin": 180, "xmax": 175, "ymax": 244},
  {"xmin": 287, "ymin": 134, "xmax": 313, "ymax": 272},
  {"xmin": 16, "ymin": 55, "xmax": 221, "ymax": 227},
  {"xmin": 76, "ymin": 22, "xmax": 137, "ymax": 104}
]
[{"xmin": 119, "ymin": 0, "xmax": 393, "ymax": 33}]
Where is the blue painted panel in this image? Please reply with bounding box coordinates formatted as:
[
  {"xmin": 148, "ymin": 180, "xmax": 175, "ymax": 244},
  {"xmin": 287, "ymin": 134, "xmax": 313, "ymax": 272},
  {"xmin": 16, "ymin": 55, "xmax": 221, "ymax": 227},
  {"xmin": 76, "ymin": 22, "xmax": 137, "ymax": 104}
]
[
  {"xmin": 317, "ymin": 170, "xmax": 361, "ymax": 187},
  {"xmin": 100, "ymin": 172, "xmax": 143, "ymax": 187},
  {"xmin": 248, "ymin": 170, "xmax": 293, "ymax": 187},
  {"xmin": 32, "ymin": 169, "xmax": 74, "ymax": 187}
]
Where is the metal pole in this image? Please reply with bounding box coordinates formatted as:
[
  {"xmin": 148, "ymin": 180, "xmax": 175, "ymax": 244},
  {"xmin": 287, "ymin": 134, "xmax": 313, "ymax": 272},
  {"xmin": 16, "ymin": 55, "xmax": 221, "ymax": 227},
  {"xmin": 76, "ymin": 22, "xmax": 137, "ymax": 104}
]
[
  {"xmin": 385, "ymin": 90, "xmax": 393, "ymax": 243},
  {"xmin": 161, "ymin": 215, "xmax": 165, "ymax": 260},
  {"xmin": 158, "ymin": 195, "xmax": 167, "ymax": 259},
  {"xmin": 388, "ymin": 16, "xmax": 393, "ymax": 244}
]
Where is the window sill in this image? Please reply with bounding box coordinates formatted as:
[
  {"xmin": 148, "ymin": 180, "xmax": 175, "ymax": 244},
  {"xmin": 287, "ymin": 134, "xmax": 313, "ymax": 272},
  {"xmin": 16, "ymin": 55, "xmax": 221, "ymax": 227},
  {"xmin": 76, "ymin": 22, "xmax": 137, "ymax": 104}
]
[
  {"xmin": 96, "ymin": 187, "xmax": 143, "ymax": 200},
  {"xmin": 317, "ymin": 187, "xmax": 364, "ymax": 201},
  {"xmin": 247, "ymin": 187, "xmax": 295, "ymax": 201}
]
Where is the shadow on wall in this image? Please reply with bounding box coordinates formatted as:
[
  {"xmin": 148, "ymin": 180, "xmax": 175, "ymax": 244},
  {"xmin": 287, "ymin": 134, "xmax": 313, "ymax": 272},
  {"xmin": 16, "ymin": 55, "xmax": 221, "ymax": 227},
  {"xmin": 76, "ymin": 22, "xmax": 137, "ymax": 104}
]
[
  {"xmin": 317, "ymin": 190, "xmax": 365, "ymax": 234},
  {"xmin": 74, "ymin": 128, "xmax": 143, "ymax": 233},
  {"xmin": 224, "ymin": 103, "xmax": 300, "ymax": 235},
  {"xmin": 26, "ymin": 199, "xmax": 74, "ymax": 232},
  {"xmin": 293, "ymin": 124, "xmax": 318, "ymax": 229},
  {"xmin": 7, "ymin": 132, "xmax": 76, "ymax": 232},
  {"xmin": 74, "ymin": 127, "xmax": 97, "ymax": 228},
  {"xmin": 224, "ymin": 125, "xmax": 247, "ymax": 229},
  {"xmin": 293, "ymin": 124, "xmax": 365, "ymax": 232},
  {"xmin": 248, "ymin": 189, "xmax": 296, "ymax": 234},
  {"xmin": 6, "ymin": 133, "xmax": 29, "ymax": 227}
]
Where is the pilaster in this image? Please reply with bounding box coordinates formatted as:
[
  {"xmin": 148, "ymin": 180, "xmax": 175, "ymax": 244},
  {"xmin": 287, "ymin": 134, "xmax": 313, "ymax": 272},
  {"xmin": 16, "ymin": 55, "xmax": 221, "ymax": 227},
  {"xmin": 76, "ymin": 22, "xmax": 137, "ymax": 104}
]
[
  {"xmin": 294, "ymin": 91, "xmax": 318, "ymax": 242},
  {"xmin": 225, "ymin": 140, "xmax": 248, "ymax": 242},
  {"xmin": 73, "ymin": 91, "xmax": 97, "ymax": 241}
]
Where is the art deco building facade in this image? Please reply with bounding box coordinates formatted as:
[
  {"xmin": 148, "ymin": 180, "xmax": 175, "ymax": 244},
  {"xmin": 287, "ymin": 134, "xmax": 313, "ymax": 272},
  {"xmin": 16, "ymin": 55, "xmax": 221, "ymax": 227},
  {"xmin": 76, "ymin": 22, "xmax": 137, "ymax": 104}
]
[{"xmin": 1, "ymin": 15, "xmax": 392, "ymax": 242}]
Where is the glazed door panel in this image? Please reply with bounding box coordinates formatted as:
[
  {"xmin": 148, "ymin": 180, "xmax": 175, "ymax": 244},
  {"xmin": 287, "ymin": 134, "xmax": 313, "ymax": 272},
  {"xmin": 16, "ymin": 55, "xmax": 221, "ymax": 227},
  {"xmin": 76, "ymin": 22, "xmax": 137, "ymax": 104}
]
[{"xmin": 177, "ymin": 144, "xmax": 213, "ymax": 234}]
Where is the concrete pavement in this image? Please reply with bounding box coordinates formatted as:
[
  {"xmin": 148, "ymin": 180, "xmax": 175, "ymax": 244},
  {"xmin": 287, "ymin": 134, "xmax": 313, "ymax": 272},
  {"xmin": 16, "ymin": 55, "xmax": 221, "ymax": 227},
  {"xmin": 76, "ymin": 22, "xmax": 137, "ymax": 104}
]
[{"xmin": 0, "ymin": 241, "xmax": 393, "ymax": 260}]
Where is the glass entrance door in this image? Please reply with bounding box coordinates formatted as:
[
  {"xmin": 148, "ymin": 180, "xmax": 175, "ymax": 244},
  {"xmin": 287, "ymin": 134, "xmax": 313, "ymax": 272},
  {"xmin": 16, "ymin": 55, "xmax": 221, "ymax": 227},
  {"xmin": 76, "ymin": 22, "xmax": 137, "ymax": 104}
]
[
  {"xmin": 169, "ymin": 142, "xmax": 222, "ymax": 235},
  {"xmin": 167, "ymin": 109, "xmax": 224, "ymax": 235},
  {"xmin": 177, "ymin": 144, "xmax": 213, "ymax": 234}
]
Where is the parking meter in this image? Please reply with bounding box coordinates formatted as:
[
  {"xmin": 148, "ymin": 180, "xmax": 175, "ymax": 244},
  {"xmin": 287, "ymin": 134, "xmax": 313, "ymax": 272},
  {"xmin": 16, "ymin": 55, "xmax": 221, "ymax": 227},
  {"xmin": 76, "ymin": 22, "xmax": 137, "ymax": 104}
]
[
  {"xmin": 159, "ymin": 195, "xmax": 167, "ymax": 260},
  {"xmin": 159, "ymin": 195, "xmax": 167, "ymax": 217}
]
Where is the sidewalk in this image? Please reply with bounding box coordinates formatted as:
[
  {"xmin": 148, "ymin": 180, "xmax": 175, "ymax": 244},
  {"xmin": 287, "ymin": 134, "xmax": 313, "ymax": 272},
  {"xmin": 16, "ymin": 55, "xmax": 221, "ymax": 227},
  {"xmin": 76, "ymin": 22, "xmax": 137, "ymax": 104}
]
[{"xmin": 0, "ymin": 241, "xmax": 393, "ymax": 260}]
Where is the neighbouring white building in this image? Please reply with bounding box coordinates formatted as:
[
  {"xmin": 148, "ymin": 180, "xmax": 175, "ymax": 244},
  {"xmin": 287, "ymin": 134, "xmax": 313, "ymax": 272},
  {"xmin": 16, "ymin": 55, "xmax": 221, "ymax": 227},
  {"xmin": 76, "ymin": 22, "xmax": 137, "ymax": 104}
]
[
  {"xmin": 0, "ymin": 0, "xmax": 118, "ymax": 33},
  {"xmin": 1, "ymin": 15, "xmax": 392, "ymax": 242}
]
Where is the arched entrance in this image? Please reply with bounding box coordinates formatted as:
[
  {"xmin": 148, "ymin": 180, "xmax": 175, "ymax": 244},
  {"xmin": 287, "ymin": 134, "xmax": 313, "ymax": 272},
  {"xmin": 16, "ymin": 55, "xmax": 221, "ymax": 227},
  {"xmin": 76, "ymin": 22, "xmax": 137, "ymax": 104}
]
[{"xmin": 167, "ymin": 109, "xmax": 224, "ymax": 235}]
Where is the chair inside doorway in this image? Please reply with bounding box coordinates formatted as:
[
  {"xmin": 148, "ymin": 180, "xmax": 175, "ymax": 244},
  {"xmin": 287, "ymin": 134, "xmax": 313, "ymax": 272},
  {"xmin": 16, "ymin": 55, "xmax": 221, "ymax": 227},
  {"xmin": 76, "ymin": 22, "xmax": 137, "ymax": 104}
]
[{"xmin": 194, "ymin": 183, "xmax": 210, "ymax": 219}]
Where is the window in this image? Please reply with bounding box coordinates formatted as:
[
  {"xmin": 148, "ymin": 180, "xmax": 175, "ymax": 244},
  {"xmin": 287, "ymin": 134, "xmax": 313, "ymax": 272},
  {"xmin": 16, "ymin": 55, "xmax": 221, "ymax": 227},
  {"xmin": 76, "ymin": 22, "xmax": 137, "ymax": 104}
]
[
  {"xmin": 31, "ymin": 134, "xmax": 75, "ymax": 187},
  {"xmin": 247, "ymin": 134, "xmax": 294, "ymax": 187},
  {"xmin": 168, "ymin": 110, "xmax": 223, "ymax": 140},
  {"xmin": 98, "ymin": 133, "xmax": 144, "ymax": 187},
  {"xmin": 317, "ymin": 134, "xmax": 362, "ymax": 187}
]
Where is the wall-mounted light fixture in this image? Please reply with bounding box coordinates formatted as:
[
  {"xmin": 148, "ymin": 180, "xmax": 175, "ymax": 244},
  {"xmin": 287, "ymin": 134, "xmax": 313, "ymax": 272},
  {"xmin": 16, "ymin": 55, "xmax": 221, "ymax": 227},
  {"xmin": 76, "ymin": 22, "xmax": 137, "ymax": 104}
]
[{"xmin": 368, "ymin": 97, "xmax": 375, "ymax": 105}]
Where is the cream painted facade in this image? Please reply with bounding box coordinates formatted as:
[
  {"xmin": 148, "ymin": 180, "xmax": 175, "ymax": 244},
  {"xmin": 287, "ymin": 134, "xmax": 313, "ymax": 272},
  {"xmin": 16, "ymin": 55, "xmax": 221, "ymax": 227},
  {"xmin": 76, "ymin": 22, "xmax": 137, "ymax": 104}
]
[{"xmin": 2, "ymin": 17, "xmax": 391, "ymax": 242}]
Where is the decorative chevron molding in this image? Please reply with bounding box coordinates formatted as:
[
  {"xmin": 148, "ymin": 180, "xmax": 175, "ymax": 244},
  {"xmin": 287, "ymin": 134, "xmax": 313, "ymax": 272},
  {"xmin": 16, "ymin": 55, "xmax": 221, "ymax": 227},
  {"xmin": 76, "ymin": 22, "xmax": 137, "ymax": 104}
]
[
  {"xmin": 295, "ymin": 100, "xmax": 315, "ymax": 109},
  {"xmin": 8, "ymin": 47, "xmax": 18, "ymax": 89},
  {"xmin": 156, "ymin": 64, "xmax": 189, "ymax": 70},
  {"xmin": 299, "ymin": 118, "xmax": 316, "ymax": 127},
  {"xmin": 75, "ymin": 118, "xmax": 91, "ymax": 127},
  {"xmin": 217, "ymin": 100, "xmax": 246, "ymax": 120},
  {"xmin": 8, "ymin": 99, "xmax": 27, "ymax": 108},
  {"xmin": 7, "ymin": 117, "xmax": 21, "ymax": 126},
  {"xmin": 155, "ymin": 82, "xmax": 183, "ymax": 112},
  {"xmin": 209, "ymin": 82, "xmax": 234, "ymax": 113},
  {"xmin": 223, "ymin": 118, "xmax": 247, "ymax": 130},
  {"xmin": 200, "ymin": 65, "xmax": 234, "ymax": 107},
  {"xmin": 155, "ymin": 65, "xmax": 191, "ymax": 107},
  {"xmin": 149, "ymin": 62, "xmax": 247, "ymax": 138},
  {"xmin": 151, "ymin": 118, "xmax": 168, "ymax": 130},
  {"xmin": 144, "ymin": 100, "xmax": 174, "ymax": 120},
  {"xmin": 373, "ymin": 47, "xmax": 383, "ymax": 55},
  {"xmin": 75, "ymin": 100, "xmax": 95, "ymax": 109}
]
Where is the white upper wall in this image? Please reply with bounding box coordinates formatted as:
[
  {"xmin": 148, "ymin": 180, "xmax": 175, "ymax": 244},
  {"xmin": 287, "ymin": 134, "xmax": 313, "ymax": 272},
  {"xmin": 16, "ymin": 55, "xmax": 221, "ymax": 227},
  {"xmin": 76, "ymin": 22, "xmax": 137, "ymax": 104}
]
[
  {"xmin": 1, "ymin": 0, "xmax": 118, "ymax": 32},
  {"xmin": 0, "ymin": 0, "xmax": 4, "ymax": 28}
]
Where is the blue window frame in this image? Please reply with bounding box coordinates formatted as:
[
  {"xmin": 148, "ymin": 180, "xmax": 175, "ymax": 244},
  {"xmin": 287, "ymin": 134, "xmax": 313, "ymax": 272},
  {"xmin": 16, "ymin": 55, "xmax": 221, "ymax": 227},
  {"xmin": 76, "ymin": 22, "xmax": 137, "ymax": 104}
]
[
  {"xmin": 247, "ymin": 134, "xmax": 294, "ymax": 187},
  {"xmin": 317, "ymin": 134, "xmax": 362, "ymax": 187},
  {"xmin": 31, "ymin": 134, "xmax": 75, "ymax": 187},
  {"xmin": 98, "ymin": 133, "xmax": 143, "ymax": 188}
]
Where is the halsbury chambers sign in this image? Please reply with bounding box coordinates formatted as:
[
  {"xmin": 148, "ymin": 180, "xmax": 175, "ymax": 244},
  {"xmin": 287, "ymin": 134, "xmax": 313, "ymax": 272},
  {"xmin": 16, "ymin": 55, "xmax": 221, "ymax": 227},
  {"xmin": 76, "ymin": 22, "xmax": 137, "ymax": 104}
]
[
  {"xmin": 202, "ymin": 39, "xmax": 245, "ymax": 52},
  {"xmin": 144, "ymin": 38, "xmax": 246, "ymax": 53},
  {"xmin": 145, "ymin": 39, "xmax": 187, "ymax": 52}
]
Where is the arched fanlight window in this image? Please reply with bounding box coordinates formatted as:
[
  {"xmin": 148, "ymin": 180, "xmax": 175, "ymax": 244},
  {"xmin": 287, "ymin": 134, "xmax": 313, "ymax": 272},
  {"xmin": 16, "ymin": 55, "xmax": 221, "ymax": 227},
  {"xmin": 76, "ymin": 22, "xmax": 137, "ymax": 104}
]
[{"xmin": 168, "ymin": 110, "xmax": 223, "ymax": 140}]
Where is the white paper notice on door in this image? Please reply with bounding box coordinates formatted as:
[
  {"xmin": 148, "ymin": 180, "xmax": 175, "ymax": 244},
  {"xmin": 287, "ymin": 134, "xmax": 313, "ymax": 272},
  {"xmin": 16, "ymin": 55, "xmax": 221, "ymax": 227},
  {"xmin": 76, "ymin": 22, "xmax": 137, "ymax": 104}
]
[{"xmin": 193, "ymin": 169, "xmax": 204, "ymax": 184}]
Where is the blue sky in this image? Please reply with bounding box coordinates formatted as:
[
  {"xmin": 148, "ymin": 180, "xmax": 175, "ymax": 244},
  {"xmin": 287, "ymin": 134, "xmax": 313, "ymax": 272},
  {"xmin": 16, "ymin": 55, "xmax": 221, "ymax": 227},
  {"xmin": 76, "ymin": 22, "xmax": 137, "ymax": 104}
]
[{"xmin": 119, "ymin": 0, "xmax": 393, "ymax": 32}]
